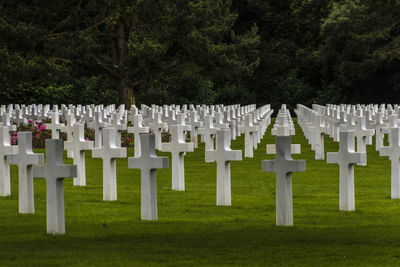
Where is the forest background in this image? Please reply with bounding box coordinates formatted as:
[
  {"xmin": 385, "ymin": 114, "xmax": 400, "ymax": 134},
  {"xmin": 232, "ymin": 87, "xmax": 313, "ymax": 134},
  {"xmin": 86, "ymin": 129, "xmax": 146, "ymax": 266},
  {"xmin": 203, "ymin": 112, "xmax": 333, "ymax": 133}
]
[{"xmin": 0, "ymin": 0, "xmax": 399, "ymax": 110}]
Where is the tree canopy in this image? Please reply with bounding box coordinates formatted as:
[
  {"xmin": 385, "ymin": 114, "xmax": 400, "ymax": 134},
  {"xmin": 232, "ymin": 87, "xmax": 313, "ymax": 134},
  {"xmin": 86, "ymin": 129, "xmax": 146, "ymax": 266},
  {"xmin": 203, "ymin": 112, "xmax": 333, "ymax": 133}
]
[{"xmin": 0, "ymin": 0, "xmax": 399, "ymax": 108}]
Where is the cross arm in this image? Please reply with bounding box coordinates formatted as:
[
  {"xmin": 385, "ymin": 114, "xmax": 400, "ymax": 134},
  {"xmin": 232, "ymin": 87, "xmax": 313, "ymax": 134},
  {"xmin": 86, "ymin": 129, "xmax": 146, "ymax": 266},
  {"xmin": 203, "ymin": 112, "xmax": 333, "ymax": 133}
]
[
  {"xmin": 378, "ymin": 146, "xmax": 390, "ymax": 157},
  {"xmin": 227, "ymin": 150, "xmax": 242, "ymax": 161},
  {"xmin": 63, "ymin": 141, "xmax": 73, "ymax": 150},
  {"xmin": 80, "ymin": 141, "xmax": 94, "ymax": 150},
  {"xmin": 154, "ymin": 157, "xmax": 169, "ymax": 169},
  {"xmin": 262, "ymin": 160, "xmax": 276, "ymax": 173},
  {"xmin": 4, "ymin": 146, "xmax": 18, "ymax": 155},
  {"xmin": 205, "ymin": 150, "xmax": 217, "ymax": 162},
  {"xmin": 128, "ymin": 156, "xmax": 169, "ymax": 170},
  {"xmin": 7, "ymin": 153, "xmax": 44, "ymax": 166},
  {"xmin": 91, "ymin": 147, "xmax": 104, "ymax": 158},
  {"xmin": 326, "ymin": 152, "xmax": 339, "ymax": 164},
  {"xmin": 180, "ymin": 143, "xmax": 194, "ymax": 152},
  {"xmin": 348, "ymin": 152, "xmax": 366, "ymax": 165},
  {"xmin": 32, "ymin": 165, "xmax": 46, "ymax": 178},
  {"xmin": 266, "ymin": 144, "xmax": 301, "ymax": 154},
  {"xmin": 58, "ymin": 165, "xmax": 78, "ymax": 178},
  {"xmin": 286, "ymin": 159, "xmax": 306, "ymax": 173},
  {"xmin": 160, "ymin": 143, "xmax": 172, "ymax": 153},
  {"xmin": 111, "ymin": 147, "xmax": 127, "ymax": 159}
]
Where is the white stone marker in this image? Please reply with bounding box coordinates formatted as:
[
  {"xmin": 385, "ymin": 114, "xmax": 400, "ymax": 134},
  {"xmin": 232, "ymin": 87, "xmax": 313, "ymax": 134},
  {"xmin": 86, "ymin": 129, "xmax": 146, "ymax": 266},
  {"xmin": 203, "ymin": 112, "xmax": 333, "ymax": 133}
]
[
  {"xmin": 110, "ymin": 112, "xmax": 127, "ymax": 147},
  {"xmin": 61, "ymin": 113, "xmax": 76, "ymax": 158},
  {"xmin": 327, "ymin": 131, "xmax": 366, "ymax": 211},
  {"xmin": 353, "ymin": 116, "xmax": 374, "ymax": 166},
  {"xmin": 205, "ymin": 129, "xmax": 242, "ymax": 206},
  {"xmin": 88, "ymin": 111, "xmax": 107, "ymax": 148},
  {"xmin": 262, "ymin": 136, "xmax": 306, "ymax": 226},
  {"xmin": 46, "ymin": 111, "xmax": 64, "ymax": 139},
  {"xmin": 1, "ymin": 113, "xmax": 17, "ymax": 131},
  {"xmin": 32, "ymin": 139, "xmax": 77, "ymax": 235},
  {"xmin": 7, "ymin": 132, "xmax": 44, "ymax": 213},
  {"xmin": 161, "ymin": 114, "xmax": 194, "ymax": 191},
  {"xmin": 379, "ymin": 127, "xmax": 400, "ymax": 199},
  {"xmin": 0, "ymin": 126, "xmax": 18, "ymax": 196},
  {"xmin": 92, "ymin": 128, "xmax": 127, "ymax": 201},
  {"xmin": 64, "ymin": 124, "xmax": 94, "ymax": 186},
  {"xmin": 240, "ymin": 114, "xmax": 260, "ymax": 158},
  {"xmin": 128, "ymin": 134, "xmax": 169, "ymax": 220},
  {"xmin": 198, "ymin": 115, "xmax": 218, "ymax": 162},
  {"xmin": 128, "ymin": 114, "xmax": 149, "ymax": 157},
  {"xmin": 149, "ymin": 112, "xmax": 166, "ymax": 150},
  {"xmin": 373, "ymin": 111, "xmax": 389, "ymax": 150},
  {"xmin": 266, "ymin": 144, "xmax": 301, "ymax": 154},
  {"xmin": 188, "ymin": 110, "xmax": 202, "ymax": 149},
  {"xmin": 309, "ymin": 114, "xmax": 326, "ymax": 160},
  {"xmin": 14, "ymin": 109, "xmax": 27, "ymax": 126}
]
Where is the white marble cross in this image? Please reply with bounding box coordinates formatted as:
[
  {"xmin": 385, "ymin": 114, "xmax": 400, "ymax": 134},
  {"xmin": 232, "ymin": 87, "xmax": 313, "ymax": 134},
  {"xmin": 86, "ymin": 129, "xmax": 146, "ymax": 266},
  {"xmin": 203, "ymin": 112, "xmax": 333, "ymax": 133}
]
[
  {"xmin": 1, "ymin": 113, "xmax": 17, "ymax": 131},
  {"xmin": 373, "ymin": 111, "xmax": 389, "ymax": 151},
  {"xmin": 0, "ymin": 126, "xmax": 18, "ymax": 196},
  {"xmin": 333, "ymin": 111, "xmax": 348, "ymax": 142},
  {"xmin": 32, "ymin": 139, "xmax": 77, "ymax": 235},
  {"xmin": 64, "ymin": 124, "xmax": 94, "ymax": 186},
  {"xmin": 224, "ymin": 110, "xmax": 237, "ymax": 140},
  {"xmin": 88, "ymin": 111, "xmax": 107, "ymax": 148},
  {"xmin": 161, "ymin": 114, "xmax": 194, "ymax": 191},
  {"xmin": 92, "ymin": 128, "xmax": 127, "ymax": 201},
  {"xmin": 262, "ymin": 136, "xmax": 306, "ymax": 226},
  {"xmin": 14, "ymin": 109, "xmax": 27, "ymax": 126},
  {"xmin": 61, "ymin": 113, "xmax": 76, "ymax": 158},
  {"xmin": 198, "ymin": 115, "xmax": 218, "ymax": 162},
  {"xmin": 46, "ymin": 111, "xmax": 64, "ymax": 139},
  {"xmin": 353, "ymin": 116, "xmax": 374, "ymax": 166},
  {"xmin": 7, "ymin": 132, "xmax": 44, "ymax": 213},
  {"xmin": 128, "ymin": 134, "xmax": 169, "ymax": 220},
  {"xmin": 128, "ymin": 114, "xmax": 149, "ymax": 157},
  {"xmin": 188, "ymin": 110, "xmax": 202, "ymax": 149},
  {"xmin": 110, "ymin": 112, "xmax": 127, "ymax": 147},
  {"xmin": 379, "ymin": 127, "xmax": 400, "ymax": 198},
  {"xmin": 214, "ymin": 112, "xmax": 229, "ymax": 130},
  {"xmin": 205, "ymin": 129, "xmax": 242, "ymax": 206},
  {"xmin": 309, "ymin": 114, "xmax": 326, "ymax": 160},
  {"xmin": 149, "ymin": 112, "xmax": 166, "ymax": 150},
  {"xmin": 165, "ymin": 109, "xmax": 177, "ymax": 127},
  {"xmin": 240, "ymin": 114, "xmax": 259, "ymax": 158},
  {"xmin": 252, "ymin": 112, "xmax": 262, "ymax": 147},
  {"xmin": 327, "ymin": 131, "xmax": 366, "ymax": 211}
]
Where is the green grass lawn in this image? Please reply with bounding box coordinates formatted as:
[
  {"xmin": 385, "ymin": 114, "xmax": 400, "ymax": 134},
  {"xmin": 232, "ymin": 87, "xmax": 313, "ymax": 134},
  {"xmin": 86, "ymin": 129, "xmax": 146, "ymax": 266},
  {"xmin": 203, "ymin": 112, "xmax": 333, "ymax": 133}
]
[{"xmin": 1, "ymin": 119, "xmax": 400, "ymax": 266}]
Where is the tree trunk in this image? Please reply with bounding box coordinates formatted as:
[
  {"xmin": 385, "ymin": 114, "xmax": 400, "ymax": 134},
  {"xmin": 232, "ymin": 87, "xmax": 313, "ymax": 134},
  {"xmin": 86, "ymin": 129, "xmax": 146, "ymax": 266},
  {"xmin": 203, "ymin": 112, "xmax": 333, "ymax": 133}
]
[{"xmin": 120, "ymin": 77, "xmax": 135, "ymax": 106}]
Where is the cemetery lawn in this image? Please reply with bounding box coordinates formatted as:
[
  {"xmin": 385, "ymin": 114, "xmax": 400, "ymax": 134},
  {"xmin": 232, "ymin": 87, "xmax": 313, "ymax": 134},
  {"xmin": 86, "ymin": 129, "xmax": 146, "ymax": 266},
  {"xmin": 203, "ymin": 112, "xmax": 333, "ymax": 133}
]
[{"xmin": 2, "ymin": 119, "xmax": 400, "ymax": 266}]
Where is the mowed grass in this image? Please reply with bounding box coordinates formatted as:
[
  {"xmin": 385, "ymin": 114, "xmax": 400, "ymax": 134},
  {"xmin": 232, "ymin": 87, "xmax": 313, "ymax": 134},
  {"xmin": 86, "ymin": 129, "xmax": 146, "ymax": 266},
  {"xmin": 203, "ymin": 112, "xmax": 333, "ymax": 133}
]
[{"xmin": 1, "ymin": 119, "xmax": 400, "ymax": 266}]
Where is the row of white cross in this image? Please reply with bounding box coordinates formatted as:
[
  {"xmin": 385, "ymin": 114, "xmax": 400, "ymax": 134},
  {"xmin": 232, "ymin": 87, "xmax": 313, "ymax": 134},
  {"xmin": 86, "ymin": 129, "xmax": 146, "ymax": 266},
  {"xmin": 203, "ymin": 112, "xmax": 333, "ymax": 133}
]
[
  {"xmin": 5, "ymin": 102, "xmax": 400, "ymax": 233},
  {"xmin": 295, "ymin": 103, "xmax": 400, "ymax": 210},
  {"xmin": 0, "ymin": 103, "xmax": 273, "ymax": 235}
]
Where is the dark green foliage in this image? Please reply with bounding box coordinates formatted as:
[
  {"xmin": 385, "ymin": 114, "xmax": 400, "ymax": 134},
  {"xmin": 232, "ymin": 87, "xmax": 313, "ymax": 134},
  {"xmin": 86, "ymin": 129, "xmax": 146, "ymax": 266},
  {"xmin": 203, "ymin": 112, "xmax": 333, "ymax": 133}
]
[
  {"xmin": 231, "ymin": 0, "xmax": 333, "ymax": 109},
  {"xmin": 0, "ymin": 1, "xmax": 119, "ymax": 104},
  {"xmin": 0, "ymin": 0, "xmax": 399, "ymax": 105},
  {"xmin": 318, "ymin": 0, "xmax": 400, "ymax": 104},
  {"xmin": 0, "ymin": 0, "xmax": 260, "ymax": 105}
]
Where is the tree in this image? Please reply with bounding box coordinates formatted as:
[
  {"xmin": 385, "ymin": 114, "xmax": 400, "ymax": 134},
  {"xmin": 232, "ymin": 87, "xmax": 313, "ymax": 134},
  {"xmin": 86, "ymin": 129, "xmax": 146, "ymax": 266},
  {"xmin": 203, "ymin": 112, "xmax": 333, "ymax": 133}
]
[
  {"xmin": 91, "ymin": 0, "xmax": 261, "ymax": 105},
  {"xmin": 231, "ymin": 0, "xmax": 333, "ymax": 110},
  {"xmin": 318, "ymin": 0, "xmax": 400, "ymax": 104},
  {"xmin": 0, "ymin": 0, "xmax": 260, "ymax": 106},
  {"xmin": 0, "ymin": 0, "xmax": 119, "ymax": 104}
]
